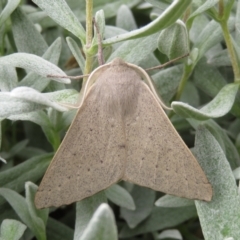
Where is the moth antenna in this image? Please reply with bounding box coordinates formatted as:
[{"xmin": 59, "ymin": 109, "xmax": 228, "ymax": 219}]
[
  {"xmin": 93, "ymin": 17, "xmax": 105, "ymax": 65},
  {"xmin": 145, "ymin": 53, "xmax": 189, "ymax": 71}
]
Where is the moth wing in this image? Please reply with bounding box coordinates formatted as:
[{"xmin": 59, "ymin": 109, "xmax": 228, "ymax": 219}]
[
  {"xmin": 35, "ymin": 85, "xmax": 125, "ymax": 208},
  {"xmin": 123, "ymin": 81, "xmax": 212, "ymax": 201}
]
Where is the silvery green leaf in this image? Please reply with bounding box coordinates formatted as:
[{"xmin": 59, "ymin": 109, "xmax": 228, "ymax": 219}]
[
  {"xmin": 105, "ymin": 184, "xmax": 135, "ymax": 210},
  {"xmin": 74, "ymin": 192, "xmax": 107, "ymax": 240},
  {"xmin": 0, "ymin": 219, "xmax": 26, "ymax": 240},
  {"xmin": 108, "ymin": 33, "xmax": 158, "ymax": 65},
  {"xmin": 9, "ymin": 111, "xmax": 50, "ymax": 128},
  {"xmin": 10, "ymin": 87, "xmax": 68, "ymax": 111},
  {"xmin": 71, "ymin": 0, "xmax": 142, "ymax": 22},
  {"xmin": 187, "ymin": 0, "xmax": 218, "ymax": 28},
  {"xmin": 104, "ymin": 26, "xmax": 127, "ymax": 51},
  {"xmin": 44, "ymin": 89, "xmax": 78, "ymax": 105},
  {"xmin": 189, "ymin": 119, "xmax": 240, "ymax": 169},
  {"xmin": 11, "ymin": 8, "xmax": 47, "ymax": 55},
  {"xmin": 19, "ymin": 37, "xmax": 63, "ymax": 91},
  {"xmin": 120, "ymin": 185, "xmax": 155, "ymax": 228},
  {"xmin": 4, "ymin": 139, "xmax": 28, "ymax": 159},
  {"xmin": 158, "ymin": 20, "xmax": 189, "ymax": 59},
  {"xmin": 139, "ymin": 54, "xmax": 160, "ymax": 73},
  {"xmin": 80, "ymin": 204, "xmax": 118, "ymax": 240},
  {"xmin": 25, "ymin": 182, "xmax": 49, "ymax": 227},
  {"xmin": 194, "ymin": 126, "xmax": 240, "ymax": 240},
  {"xmin": 145, "ymin": 0, "xmax": 167, "ymax": 10},
  {"xmin": 152, "ymin": 65, "xmax": 183, "ymax": 103},
  {"xmin": 0, "ymin": 156, "xmax": 6, "ymax": 164},
  {"xmin": 193, "ymin": 59, "xmax": 226, "ymax": 97},
  {"xmin": 207, "ymin": 49, "xmax": 231, "ymax": 66},
  {"xmin": 180, "ymin": 81, "xmax": 200, "ymax": 107},
  {"xmin": 0, "ymin": 53, "xmax": 70, "ymax": 83},
  {"xmin": 0, "ymin": 188, "xmax": 46, "ymax": 240},
  {"xmin": 222, "ymin": 0, "xmax": 235, "ymax": 20},
  {"xmin": 46, "ymin": 218, "xmax": 74, "ymax": 240},
  {"xmin": 0, "ymin": 154, "xmax": 52, "ymax": 207},
  {"xmin": 66, "ymin": 37, "xmax": 85, "ymax": 73},
  {"xmin": 105, "ymin": 26, "xmax": 127, "ymax": 39},
  {"xmin": 60, "ymin": 109, "xmax": 76, "ymax": 131},
  {"xmin": 31, "ymin": 89, "xmax": 78, "ymax": 145},
  {"xmin": 0, "ymin": 65, "xmax": 18, "ymax": 91},
  {"xmin": 193, "ymin": 17, "xmax": 235, "ymax": 63},
  {"xmin": 120, "ymin": 205, "xmax": 196, "ymax": 238},
  {"xmin": 92, "ymin": 10, "xmax": 105, "ymax": 49},
  {"xmin": 189, "ymin": 15, "xmax": 209, "ymax": 44},
  {"xmin": 236, "ymin": 0, "xmax": 240, "ymax": 42},
  {"xmin": 28, "ymin": 11, "xmax": 48, "ymax": 23},
  {"xmin": 231, "ymin": 38, "xmax": 240, "ymax": 72},
  {"xmin": 172, "ymin": 84, "xmax": 239, "ymax": 120},
  {"xmin": 32, "ymin": 0, "xmax": 85, "ymax": 41},
  {"xmin": 0, "ymin": 93, "xmax": 45, "ymax": 118},
  {"xmin": 137, "ymin": 2, "xmax": 152, "ymax": 10},
  {"xmin": 158, "ymin": 229, "xmax": 182, "ymax": 240},
  {"xmin": 0, "ymin": 0, "xmax": 21, "ymax": 26},
  {"xmin": 116, "ymin": 5, "xmax": 137, "ymax": 31},
  {"xmin": 102, "ymin": 0, "xmax": 191, "ymax": 46},
  {"xmin": 155, "ymin": 195, "xmax": 194, "ymax": 208},
  {"xmin": 233, "ymin": 167, "xmax": 240, "ymax": 179},
  {"xmin": 0, "ymin": 88, "xmax": 74, "ymax": 118}
]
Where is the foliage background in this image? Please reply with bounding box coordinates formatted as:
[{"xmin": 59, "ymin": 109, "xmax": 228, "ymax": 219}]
[{"xmin": 0, "ymin": 0, "xmax": 240, "ymax": 240}]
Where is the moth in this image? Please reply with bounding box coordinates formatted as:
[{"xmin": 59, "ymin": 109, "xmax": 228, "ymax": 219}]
[{"xmin": 35, "ymin": 58, "xmax": 212, "ymax": 209}]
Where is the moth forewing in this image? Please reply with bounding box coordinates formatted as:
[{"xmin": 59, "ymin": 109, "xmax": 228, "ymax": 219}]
[
  {"xmin": 113, "ymin": 60, "xmax": 212, "ymax": 201},
  {"xmin": 35, "ymin": 58, "xmax": 212, "ymax": 209},
  {"xmin": 35, "ymin": 60, "xmax": 127, "ymax": 209},
  {"xmin": 125, "ymin": 62, "xmax": 172, "ymax": 110},
  {"xmin": 80, "ymin": 63, "xmax": 112, "ymax": 106}
]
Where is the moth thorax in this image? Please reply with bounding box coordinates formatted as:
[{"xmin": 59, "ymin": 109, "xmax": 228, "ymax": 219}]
[{"xmin": 95, "ymin": 72, "xmax": 140, "ymax": 118}]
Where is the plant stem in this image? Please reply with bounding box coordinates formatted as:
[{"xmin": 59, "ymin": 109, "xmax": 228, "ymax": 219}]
[
  {"xmin": 175, "ymin": 64, "xmax": 193, "ymax": 101},
  {"xmin": 218, "ymin": 0, "xmax": 224, "ymax": 18},
  {"xmin": 169, "ymin": 63, "xmax": 192, "ymax": 119},
  {"xmin": 220, "ymin": 20, "xmax": 240, "ymax": 82},
  {"xmin": 84, "ymin": 0, "xmax": 93, "ymax": 79},
  {"xmin": 218, "ymin": 0, "xmax": 240, "ymax": 82},
  {"xmin": 52, "ymin": 133, "xmax": 61, "ymax": 152},
  {"xmin": 76, "ymin": 0, "xmax": 93, "ymax": 103}
]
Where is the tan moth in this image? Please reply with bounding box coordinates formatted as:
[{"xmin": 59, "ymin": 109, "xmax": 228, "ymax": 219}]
[{"xmin": 35, "ymin": 58, "xmax": 212, "ymax": 209}]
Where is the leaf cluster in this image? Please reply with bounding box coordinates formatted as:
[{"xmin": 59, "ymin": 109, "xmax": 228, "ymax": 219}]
[{"xmin": 0, "ymin": 0, "xmax": 240, "ymax": 240}]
